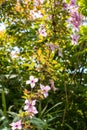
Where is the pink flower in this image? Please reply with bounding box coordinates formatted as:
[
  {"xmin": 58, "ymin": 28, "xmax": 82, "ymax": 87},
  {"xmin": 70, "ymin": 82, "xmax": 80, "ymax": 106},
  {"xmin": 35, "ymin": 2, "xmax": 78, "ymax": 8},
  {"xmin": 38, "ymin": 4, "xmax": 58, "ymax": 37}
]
[
  {"xmin": 68, "ymin": 11, "xmax": 82, "ymax": 30},
  {"xmin": 66, "ymin": 0, "xmax": 82, "ymax": 30},
  {"xmin": 30, "ymin": 10, "xmax": 43, "ymax": 19},
  {"xmin": 71, "ymin": 12, "xmax": 82, "ymax": 22},
  {"xmin": 10, "ymin": 120, "xmax": 22, "ymax": 130},
  {"xmin": 71, "ymin": 34, "xmax": 80, "ymax": 44},
  {"xmin": 10, "ymin": 50, "xmax": 19, "ymax": 59},
  {"xmin": 10, "ymin": 47, "xmax": 20, "ymax": 59},
  {"xmin": 49, "ymin": 79, "xmax": 58, "ymax": 92},
  {"xmin": 40, "ymin": 84, "xmax": 51, "ymax": 98},
  {"xmin": 24, "ymin": 99, "xmax": 38, "ymax": 117},
  {"xmin": 70, "ymin": 0, "xmax": 76, "ymax": 6},
  {"xmin": 69, "ymin": 5, "xmax": 79, "ymax": 13},
  {"xmin": 26, "ymin": 76, "xmax": 38, "ymax": 88},
  {"xmin": 46, "ymin": 43, "xmax": 58, "ymax": 51},
  {"xmin": 65, "ymin": 0, "xmax": 82, "ymax": 45},
  {"xmin": 39, "ymin": 0, "xmax": 44, "ymax": 4},
  {"xmin": 39, "ymin": 25, "xmax": 47, "ymax": 37},
  {"xmin": 34, "ymin": 0, "xmax": 44, "ymax": 6},
  {"xmin": 62, "ymin": 2, "xmax": 69, "ymax": 10}
]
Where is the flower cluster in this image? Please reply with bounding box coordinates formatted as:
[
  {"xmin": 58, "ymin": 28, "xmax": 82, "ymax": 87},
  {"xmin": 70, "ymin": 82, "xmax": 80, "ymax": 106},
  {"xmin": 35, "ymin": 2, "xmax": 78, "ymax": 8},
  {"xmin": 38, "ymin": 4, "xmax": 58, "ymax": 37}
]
[
  {"xmin": 10, "ymin": 75, "xmax": 54, "ymax": 130},
  {"xmin": 63, "ymin": 0, "xmax": 82, "ymax": 45},
  {"xmin": 24, "ymin": 76, "xmax": 51, "ymax": 120},
  {"xmin": 29, "ymin": 0, "xmax": 47, "ymax": 37},
  {"xmin": 26, "ymin": 76, "xmax": 51, "ymax": 99},
  {"xmin": 16, "ymin": 0, "xmax": 47, "ymax": 37},
  {"xmin": 24, "ymin": 99, "xmax": 38, "ymax": 118}
]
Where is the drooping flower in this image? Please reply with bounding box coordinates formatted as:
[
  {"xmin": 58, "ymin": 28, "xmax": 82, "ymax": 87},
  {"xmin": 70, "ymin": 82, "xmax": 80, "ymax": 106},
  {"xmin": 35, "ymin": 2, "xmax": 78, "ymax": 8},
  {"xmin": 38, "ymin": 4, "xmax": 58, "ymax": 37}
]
[
  {"xmin": 46, "ymin": 43, "xmax": 58, "ymax": 51},
  {"xmin": 71, "ymin": 12, "xmax": 82, "ymax": 27},
  {"xmin": 10, "ymin": 120, "xmax": 22, "ymax": 130},
  {"xmin": 49, "ymin": 79, "xmax": 58, "ymax": 92},
  {"xmin": 26, "ymin": 76, "xmax": 38, "ymax": 88},
  {"xmin": 64, "ymin": 0, "xmax": 82, "ymax": 45},
  {"xmin": 40, "ymin": 84, "xmax": 51, "ymax": 98},
  {"xmin": 24, "ymin": 99, "xmax": 38, "ymax": 117},
  {"xmin": 68, "ymin": 11, "xmax": 82, "ymax": 31}
]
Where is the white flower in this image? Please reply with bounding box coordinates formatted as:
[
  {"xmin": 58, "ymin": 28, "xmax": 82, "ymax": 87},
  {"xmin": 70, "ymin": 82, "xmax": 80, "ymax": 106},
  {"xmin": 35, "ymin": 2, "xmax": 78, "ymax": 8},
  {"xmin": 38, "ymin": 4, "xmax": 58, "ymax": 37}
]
[{"xmin": 26, "ymin": 76, "xmax": 38, "ymax": 88}]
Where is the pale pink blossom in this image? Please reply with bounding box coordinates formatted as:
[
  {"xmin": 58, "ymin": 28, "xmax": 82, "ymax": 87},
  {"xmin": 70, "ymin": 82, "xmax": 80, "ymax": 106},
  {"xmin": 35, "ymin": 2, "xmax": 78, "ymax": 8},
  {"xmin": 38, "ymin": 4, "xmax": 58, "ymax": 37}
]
[
  {"xmin": 68, "ymin": 11, "xmax": 82, "ymax": 31},
  {"xmin": 46, "ymin": 43, "xmax": 58, "ymax": 51},
  {"xmin": 10, "ymin": 120, "xmax": 22, "ymax": 130},
  {"xmin": 71, "ymin": 34, "xmax": 80, "ymax": 44},
  {"xmin": 26, "ymin": 76, "xmax": 38, "ymax": 88},
  {"xmin": 64, "ymin": 0, "xmax": 82, "ymax": 45},
  {"xmin": 71, "ymin": 12, "xmax": 82, "ymax": 23},
  {"xmin": 39, "ymin": 25, "xmax": 47, "ymax": 37},
  {"xmin": 24, "ymin": 99, "xmax": 38, "ymax": 117},
  {"xmin": 65, "ymin": 0, "xmax": 82, "ymax": 30},
  {"xmin": 10, "ymin": 47, "xmax": 20, "ymax": 59},
  {"xmin": 69, "ymin": 3, "xmax": 82, "ymax": 32},
  {"xmin": 10, "ymin": 50, "xmax": 19, "ymax": 58},
  {"xmin": 39, "ymin": 0, "xmax": 44, "ymax": 4},
  {"xmin": 49, "ymin": 79, "xmax": 58, "ymax": 92},
  {"xmin": 40, "ymin": 84, "xmax": 51, "ymax": 98},
  {"xmin": 62, "ymin": 2, "xmax": 69, "ymax": 10},
  {"xmin": 70, "ymin": 0, "xmax": 76, "ymax": 6},
  {"xmin": 34, "ymin": 0, "xmax": 44, "ymax": 6},
  {"xmin": 30, "ymin": 10, "xmax": 43, "ymax": 19},
  {"xmin": 69, "ymin": 5, "xmax": 79, "ymax": 13}
]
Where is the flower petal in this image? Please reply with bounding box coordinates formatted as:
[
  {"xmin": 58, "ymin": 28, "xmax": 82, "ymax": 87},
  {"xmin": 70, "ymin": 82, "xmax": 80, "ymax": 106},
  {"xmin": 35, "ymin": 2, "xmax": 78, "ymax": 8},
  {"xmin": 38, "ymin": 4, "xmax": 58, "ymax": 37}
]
[
  {"xmin": 44, "ymin": 92, "xmax": 48, "ymax": 98},
  {"xmin": 31, "ymin": 83, "xmax": 35, "ymax": 88},
  {"xmin": 26, "ymin": 80, "xmax": 30, "ymax": 84},
  {"xmin": 45, "ymin": 85, "xmax": 51, "ymax": 91},
  {"xmin": 32, "ymin": 100, "xmax": 36, "ymax": 105},
  {"xmin": 24, "ymin": 105, "xmax": 29, "ymax": 110},
  {"xmin": 25, "ymin": 99, "xmax": 29, "ymax": 104},
  {"xmin": 30, "ymin": 76, "xmax": 34, "ymax": 80},
  {"xmin": 40, "ymin": 84, "xmax": 44, "ymax": 90},
  {"xmin": 35, "ymin": 78, "xmax": 38, "ymax": 82}
]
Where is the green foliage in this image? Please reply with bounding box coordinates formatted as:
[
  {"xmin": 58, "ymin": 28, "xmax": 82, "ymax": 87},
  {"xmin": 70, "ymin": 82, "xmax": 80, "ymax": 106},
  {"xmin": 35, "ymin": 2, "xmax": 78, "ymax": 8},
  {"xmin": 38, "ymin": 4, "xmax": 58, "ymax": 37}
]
[
  {"xmin": 0, "ymin": 0, "xmax": 87, "ymax": 129},
  {"xmin": 0, "ymin": 109, "xmax": 10, "ymax": 130},
  {"xmin": 78, "ymin": 0, "xmax": 87, "ymax": 16}
]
